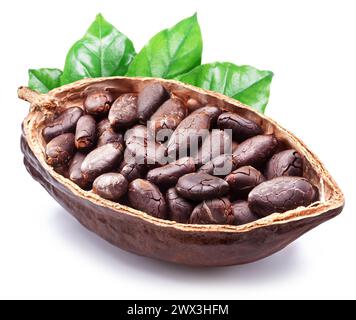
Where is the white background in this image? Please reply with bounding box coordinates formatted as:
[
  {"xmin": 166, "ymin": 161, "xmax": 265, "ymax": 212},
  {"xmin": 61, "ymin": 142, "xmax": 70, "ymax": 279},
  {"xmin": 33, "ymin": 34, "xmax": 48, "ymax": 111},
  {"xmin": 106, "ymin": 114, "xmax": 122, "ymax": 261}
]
[{"xmin": 0, "ymin": 0, "xmax": 355, "ymax": 300}]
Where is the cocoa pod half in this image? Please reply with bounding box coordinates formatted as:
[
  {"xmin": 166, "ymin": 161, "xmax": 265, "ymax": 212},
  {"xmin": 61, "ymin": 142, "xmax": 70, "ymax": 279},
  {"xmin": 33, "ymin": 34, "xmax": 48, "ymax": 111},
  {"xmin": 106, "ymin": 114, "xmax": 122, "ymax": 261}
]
[{"xmin": 18, "ymin": 77, "xmax": 344, "ymax": 266}]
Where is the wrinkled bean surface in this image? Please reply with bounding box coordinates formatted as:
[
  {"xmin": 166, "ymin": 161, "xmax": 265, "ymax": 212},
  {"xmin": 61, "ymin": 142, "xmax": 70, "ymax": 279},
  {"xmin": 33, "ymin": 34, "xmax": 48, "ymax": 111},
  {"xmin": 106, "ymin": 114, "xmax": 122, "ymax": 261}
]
[
  {"xmin": 147, "ymin": 157, "xmax": 195, "ymax": 189},
  {"xmin": 166, "ymin": 188, "xmax": 193, "ymax": 223},
  {"xmin": 148, "ymin": 98, "xmax": 187, "ymax": 140},
  {"xmin": 265, "ymin": 149, "xmax": 303, "ymax": 179},
  {"xmin": 217, "ymin": 112, "xmax": 262, "ymax": 141},
  {"xmin": 176, "ymin": 173, "xmax": 230, "ymax": 201},
  {"xmin": 45, "ymin": 133, "xmax": 75, "ymax": 167},
  {"xmin": 128, "ymin": 179, "xmax": 167, "ymax": 219},
  {"xmin": 189, "ymin": 197, "xmax": 234, "ymax": 225},
  {"xmin": 93, "ymin": 173, "xmax": 128, "ymax": 201},
  {"xmin": 248, "ymin": 176, "xmax": 316, "ymax": 217},
  {"xmin": 225, "ymin": 166, "xmax": 265, "ymax": 197},
  {"xmin": 233, "ymin": 134, "xmax": 278, "ymax": 168},
  {"xmin": 198, "ymin": 154, "xmax": 238, "ymax": 177},
  {"xmin": 109, "ymin": 93, "xmax": 138, "ymax": 129},
  {"xmin": 167, "ymin": 106, "xmax": 221, "ymax": 158},
  {"xmin": 84, "ymin": 90, "xmax": 113, "ymax": 115},
  {"xmin": 232, "ymin": 200, "xmax": 259, "ymax": 225}
]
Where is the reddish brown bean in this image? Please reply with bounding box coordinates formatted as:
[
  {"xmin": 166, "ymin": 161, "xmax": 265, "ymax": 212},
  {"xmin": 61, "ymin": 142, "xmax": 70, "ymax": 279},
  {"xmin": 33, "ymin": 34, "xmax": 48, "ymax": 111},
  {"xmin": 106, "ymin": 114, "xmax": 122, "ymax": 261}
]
[{"xmin": 75, "ymin": 115, "xmax": 97, "ymax": 151}]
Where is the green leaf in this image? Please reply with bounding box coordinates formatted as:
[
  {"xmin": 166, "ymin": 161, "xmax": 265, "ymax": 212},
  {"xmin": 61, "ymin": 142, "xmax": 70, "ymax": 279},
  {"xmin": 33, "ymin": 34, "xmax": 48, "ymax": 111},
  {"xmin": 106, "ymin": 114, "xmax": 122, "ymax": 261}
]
[
  {"xmin": 177, "ymin": 62, "xmax": 273, "ymax": 113},
  {"xmin": 126, "ymin": 13, "xmax": 202, "ymax": 79},
  {"xmin": 28, "ymin": 68, "xmax": 62, "ymax": 93},
  {"xmin": 61, "ymin": 14, "xmax": 136, "ymax": 85}
]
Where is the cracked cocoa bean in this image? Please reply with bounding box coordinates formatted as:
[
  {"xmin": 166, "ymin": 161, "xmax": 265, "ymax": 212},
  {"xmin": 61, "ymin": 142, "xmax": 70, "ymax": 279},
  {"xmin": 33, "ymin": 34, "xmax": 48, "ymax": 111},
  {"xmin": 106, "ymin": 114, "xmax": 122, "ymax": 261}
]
[
  {"xmin": 166, "ymin": 188, "xmax": 193, "ymax": 223},
  {"xmin": 186, "ymin": 98, "xmax": 203, "ymax": 112},
  {"xmin": 109, "ymin": 93, "xmax": 138, "ymax": 130},
  {"xmin": 176, "ymin": 172, "xmax": 229, "ymax": 201},
  {"xmin": 217, "ymin": 112, "xmax": 262, "ymax": 141},
  {"xmin": 124, "ymin": 124, "xmax": 147, "ymax": 144},
  {"xmin": 232, "ymin": 200, "xmax": 259, "ymax": 225},
  {"xmin": 137, "ymin": 83, "xmax": 169, "ymax": 122},
  {"xmin": 233, "ymin": 134, "xmax": 278, "ymax": 168},
  {"xmin": 81, "ymin": 143, "xmax": 124, "ymax": 182},
  {"xmin": 97, "ymin": 118, "xmax": 124, "ymax": 147},
  {"xmin": 42, "ymin": 107, "xmax": 83, "ymax": 142},
  {"xmin": 68, "ymin": 152, "xmax": 90, "ymax": 189},
  {"xmin": 124, "ymin": 125, "xmax": 165, "ymax": 165},
  {"xmin": 248, "ymin": 176, "xmax": 317, "ymax": 217},
  {"xmin": 97, "ymin": 129, "xmax": 124, "ymax": 148},
  {"xmin": 198, "ymin": 154, "xmax": 238, "ymax": 177},
  {"xmin": 147, "ymin": 157, "xmax": 196, "ymax": 189},
  {"xmin": 93, "ymin": 173, "xmax": 128, "ymax": 201},
  {"xmin": 128, "ymin": 179, "xmax": 167, "ymax": 219},
  {"xmin": 265, "ymin": 149, "xmax": 303, "ymax": 179},
  {"xmin": 225, "ymin": 166, "xmax": 265, "ymax": 197},
  {"xmin": 167, "ymin": 106, "xmax": 222, "ymax": 158},
  {"xmin": 232, "ymin": 140, "xmax": 239, "ymax": 152},
  {"xmin": 194, "ymin": 129, "xmax": 232, "ymax": 166},
  {"xmin": 118, "ymin": 160, "xmax": 147, "ymax": 182},
  {"xmin": 97, "ymin": 119, "xmax": 111, "ymax": 137},
  {"xmin": 84, "ymin": 90, "xmax": 113, "ymax": 115},
  {"xmin": 75, "ymin": 115, "xmax": 97, "ymax": 151},
  {"xmin": 45, "ymin": 133, "xmax": 75, "ymax": 167},
  {"xmin": 124, "ymin": 142, "xmax": 165, "ymax": 166},
  {"xmin": 148, "ymin": 98, "xmax": 187, "ymax": 139},
  {"xmin": 189, "ymin": 197, "xmax": 234, "ymax": 225}
]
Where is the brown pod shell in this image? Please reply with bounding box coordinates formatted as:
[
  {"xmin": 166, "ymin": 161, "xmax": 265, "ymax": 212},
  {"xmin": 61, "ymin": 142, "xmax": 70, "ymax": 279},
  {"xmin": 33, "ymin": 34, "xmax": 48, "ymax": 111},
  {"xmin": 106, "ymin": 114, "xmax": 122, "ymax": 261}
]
[{"xmin": 19, "ymin": 77, "xmax": 344, "ymax": 267}]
